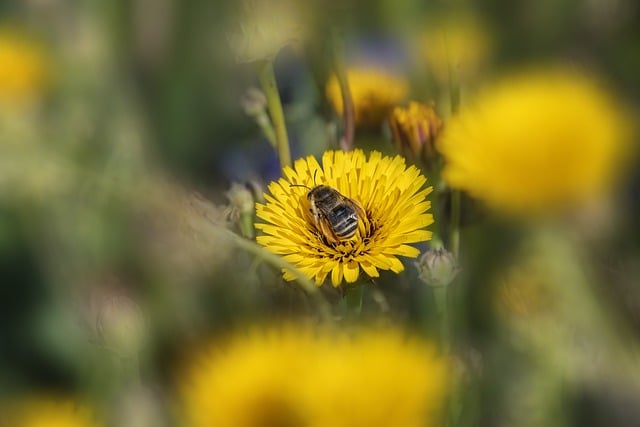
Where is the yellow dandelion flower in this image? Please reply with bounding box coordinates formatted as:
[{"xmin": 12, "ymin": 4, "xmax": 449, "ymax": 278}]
[
  {"xmin": 0, "ymin": 27, "xmax": 49, "ymax": 106},
  {"xmin": 180, "ymin": 325, "xmax": 449, "ymax": 427},
  {"xmin": 2, "ymin": 398, "xmax": 99, "ymax": 427},
  {"xmin": 326, "ymin": 68, "xmax": 409, "ymax": 127},
  {"xmin": 438, "ymin": 69, "xmax": 633, "ymax": 215},
  {"xmin": 255, "ymin": 149, "xmax": 433, "ymax": 287}
]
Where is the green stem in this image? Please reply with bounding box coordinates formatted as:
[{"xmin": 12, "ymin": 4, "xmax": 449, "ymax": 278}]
[
  {"xmin": 344, "ymin": 284, "xmax": 364, "ymax": 316},
  {"xmin": 223, "ymin": 229, "xmax": 332, "ymax": 322},
  {"xmin": 430, "ymin": 234, "xmax": 444, "ymax": 250},
  {"xmin": 449, "ymin": 79, "xmax": 461, "ymax": 115},
  {"xmin": 446, "ymin": 36, "xmax": 461, "ymax": 115},
  {"xmin": 256, "ymin": 111, "xmax": 277, "ymax": 148},
  {"xmin": 117, "ymin": 354, "xmax": 141, "ymax": 386},
  {"xmin": 427, "ymin": 160, "xmax": 444, "ymax": 245},
  {"xmin": 450, "ymin": 190, "xmax": 461, "ymax": 258},
  {"xmin": 447, "ymin": 55, "xmax": 461, "ymax": 259},
  {"xmin": 239, "ymin": 211, "xmax": 255, "ymax": 239},
  {"xmin": 431, "ymin": 286, "xmax": 459, "ymax": 425},
  {"xmin": 432, "ymin": 286, "xmax": 451, "ymax": 354},
  {"xmin": 331, "ymin": 28, "xmax": 355, "ymax": 151},
  {"xmin": 257, "ymin": 60, "xmax": 292, "ymax": 169}
]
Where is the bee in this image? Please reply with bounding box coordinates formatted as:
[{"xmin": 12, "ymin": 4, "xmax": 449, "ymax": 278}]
[{"xmin": 291, "ymin": 177, "xmax": 365, "ymax": 245}]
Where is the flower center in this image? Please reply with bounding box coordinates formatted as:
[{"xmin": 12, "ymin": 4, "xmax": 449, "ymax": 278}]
[{"xmin": 307, "ymin": 208, "xmax": 378, "ymax": 261}]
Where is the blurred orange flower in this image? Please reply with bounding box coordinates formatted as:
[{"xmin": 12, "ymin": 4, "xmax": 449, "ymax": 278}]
[{"xmin": 389, "ymin": 101, "xmax": 443, "ymax": 166}]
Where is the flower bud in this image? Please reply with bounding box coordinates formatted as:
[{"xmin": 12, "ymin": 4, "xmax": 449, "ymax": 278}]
[
  {"xmin": 241, "ymin": 88, "xmax": 276, "ymax": 147},
  {"xmin": 97, "ymin": 294, "xmax": 147, "ymax": 358},
  {"xmin": 415, "ymin": 247, "xmax": 459, "ymax": 287},
  {"xmin": 241, "ymin": 87, "xmax": 267, "ymax": 117},
  {"xmin": 245, "ymin": 178, "xmax": 265, "ymax": 204},
  {"xmin": 226, "ymin": 182, "xmax": 256, "ymax": 239},
  {"xmin": 389, "ymin": 101, "xmax": 442, "ymax": 166}
]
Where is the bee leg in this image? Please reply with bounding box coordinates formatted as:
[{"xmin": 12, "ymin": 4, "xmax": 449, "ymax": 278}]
[{"xmin": 317, "ymin": 217, "xmax": 341, "ymax": 245}]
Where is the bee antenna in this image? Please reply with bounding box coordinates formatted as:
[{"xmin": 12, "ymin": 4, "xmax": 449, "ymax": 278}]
[
  {"xmin": 289, "ymin": 183, "xmax": 311, "ymax": 190},
  {"xmin": 313, "ymin": 169, "xmax": 318, "ymax": 186}
]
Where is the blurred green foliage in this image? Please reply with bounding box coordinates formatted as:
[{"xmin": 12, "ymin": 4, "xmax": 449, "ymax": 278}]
[{"xmin": 0, "ymin": 1, "xmax": 639, "ymax": 426}]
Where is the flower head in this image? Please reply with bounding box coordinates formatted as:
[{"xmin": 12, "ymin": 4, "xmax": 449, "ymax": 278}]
[
  {"xmin": 96, "ymin": 294, "xmax": 147, "ymax": 357},
  {"xmin": 255, "ymin": 149, "xmax": 433, "ymax": 286},
  {"xmin": 389, "ymin": 101, "xmax": 443, "ymax": 166},
  {"xmin": 437, "ymin": 68, "xmax": 633, "ymax": 215},
  {"xmin": 0, "ymin": 27, "xmax": 49, "ymax": 106},
  {"xmin": 326, "ymin": 68, "xmax": 408, "ymax": 127},
  {"xmin": 415, "ymin": 247, "xmax": 459, "ymax": 288},
  {"xmin": 180, "ymin": 324, "xmax": 449, "ymax": 427}
]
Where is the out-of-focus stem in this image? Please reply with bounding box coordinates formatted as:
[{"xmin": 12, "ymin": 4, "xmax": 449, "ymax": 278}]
[
  {"xmin": 447, "ymin": 56, "xmax": 461, "ymax": 258},
  {"xmin": 344, "ymin": 284, "xmax": 364, "ymax": 316},
  {"xmin": 450, "ymin": 190, "xmax": 461, "ymax": 258},
  {"xmin": 255, "ymin": 111, "xmax": 277, "ymax": 147},
  {"xmin": 432, "ymin": 286, "xmax": 451, "ymax": 354},
  {"xmin": 257, "ymin": 60, "xmax": 292, "ymax": 169},
  {"xmin": 444, "ymin": 47, "xmax": 462, "ymax": 427},
  {"xmin": 331, "ymin": 28, "xmax": 355, "ymax": 151},
  {"xmin": 116, "ymin": 354, "xmax": 141, "ymax": 387},
  {"xmin": 223, "ymin": 228, "xmax": 332, "ymax": 321},
  {"xmin": 449, "ymin": 77, "xmax": 461, "ymax": 115}
]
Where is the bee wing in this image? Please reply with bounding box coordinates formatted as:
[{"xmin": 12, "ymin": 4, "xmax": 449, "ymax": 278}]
[{"xmin": 344, "ymin": 196, "xmax": 366, "ymax": 220}]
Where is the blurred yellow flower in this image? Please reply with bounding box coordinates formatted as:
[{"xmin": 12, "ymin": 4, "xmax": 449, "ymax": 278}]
[
  {"xmin": 419, "ymin": 16, "xmax": 491, "ymax": 83},
  {"xmin": 326, "ymin": 68, "xmax": 408, "ymax": 127},
  {"xmin": 228, "ymin": 0, "xmax": 306, "ymax": 63},
  {"xmin": 180, "ymin": 325, "xmax": 449, "ymax": 427},
  {"xmin": 389, "ymin": 101, "xmax": 443, "ymax": 166},
  {"xmin": 3, "ymin": 398, "xmax": 99, "ymax": 427},
  {"xmin": 255, "ymin": 150, "xmax": 433, "ymax": 287},
  {"xmin": 315, "ymin": 329, "xmax": 449, "ymax": 427},
  {"xmin": 437, "ymin": 69, "xmax": 633, "ymax": 215},
  {"xmin": 0, "ymin": 27, "xmax": 49, "ymax": 106}
]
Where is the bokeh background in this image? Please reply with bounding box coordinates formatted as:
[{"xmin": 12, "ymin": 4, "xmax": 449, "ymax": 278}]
[{"xmin": 1, "ymin": 1, "xmax": 639, "ymax": 426}]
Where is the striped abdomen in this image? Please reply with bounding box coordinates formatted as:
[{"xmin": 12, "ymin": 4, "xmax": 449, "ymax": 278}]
[{"xmin": 326, "ymin": 204, "xmax": 359, "ymax": 239}]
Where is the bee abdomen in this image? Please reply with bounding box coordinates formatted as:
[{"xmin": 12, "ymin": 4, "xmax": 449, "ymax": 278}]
[{"xmin": 329, "ymin": 205, "xmax": 359, "ymax": 239}]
